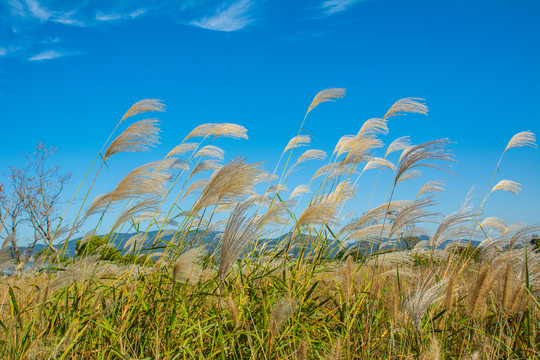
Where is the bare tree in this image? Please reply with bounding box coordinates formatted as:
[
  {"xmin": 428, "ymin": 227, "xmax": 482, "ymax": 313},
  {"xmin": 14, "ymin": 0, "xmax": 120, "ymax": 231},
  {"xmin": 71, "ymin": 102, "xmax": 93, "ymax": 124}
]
[
  {"xmin": 0, "ymin": 181, "xmax": 26, "ymax": 261},
  {"xmin": 3, "ymin": 142, "xmax": 71, "ymax": 256}
]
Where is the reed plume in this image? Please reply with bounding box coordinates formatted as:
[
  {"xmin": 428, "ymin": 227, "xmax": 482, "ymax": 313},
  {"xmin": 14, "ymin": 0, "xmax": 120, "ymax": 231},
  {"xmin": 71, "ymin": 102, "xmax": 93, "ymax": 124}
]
[
  {"xmin": 191, "ymin": 158, "xmax": 266, "ymax": 216},
  {"xmin": 164, "ymin": 142, "xmax": 198, "ymax": 158},
  {"xmin": 361, "ymin": 157, "xmax": 396, "ymax": 174},
  {"xmin": 385, "ymin": 136, "xmax": 412, "ymax": 157},
  {"xmin": 468, "ymin": 264, "xmax": 493, "ymax": 316},
  {"xmin": 429, "ymin": 208, "xmax": 475, "ymax": 251},
  {"xmin": 284, "ymin": 135, "xmax": 311, "ymax": 153},
  {"xmin": 218, "ymin": 201, "xmax": 265, "ymax": 282},
  {"xmin": 194, "ymin": 145, "xmax": 225, "ymax": 160},
  {"xmin": 104, "ymin": 119, "xmax": 161, "ymax": 160},
  {"xmin": 295, "ymin": 203, "xmax": 338, "ymax": 227},
  {"xmin": 183, "ymin": 123, "xmax": 248, "ymax": 141},
  {"xmin": 269, "ymin": 297, "xmax": 298, "ymax": 340},
  {"xmin": 173, "ymin": 246, "xmax": 205, "ymax": 284},
  {"xmin": 383, "ymin": 98, "xmax": 428, "ymax": 119},
  {"xmin": 289, "ymin": 184, "xmax": 311, "ymax": 199},
  {"xmin": 224, "ymin": 296, "xmax": 240, "ymax": 327},
  {"xmin": 111, "ymin": 197, "xmax": 160, "ymax": 232},
  {"xmin": 490, "ymin": 179, "xmax": 521, "ymax": 195},
  {"xmin": 305, "ymin": 88, "xmax": 346, "ymax": 119},
  {"xmin": 402, "ymin": 274, "xmax": 447, "ymax": 331},
  {"xmin": 394, "ymin": 139, "xmax": 454, "ymax": 186},
  {"xmin": 85, "ymin": 160, "xmax": 170, "ymax": 217},
  {"xmin": 294, "ymin": 149, "xmax": 327, "ymax": 166},
  {"xmin": 120, "ymin": 99, "xmax": 165, "ymax": 123},
  {"xmin": 188, "ymin": 160, "xmax": 222, "ymax": 178},
  {"xmin": 416, "ymin": 180, "xmax": 445, "ymax": 198},
  {"xmin": 505, "ymin": 130, "xmax": 537, "ymax": 151},
  {"xmin": 480, "ymin": 217, "xmax": 507, "ymax": 233}
]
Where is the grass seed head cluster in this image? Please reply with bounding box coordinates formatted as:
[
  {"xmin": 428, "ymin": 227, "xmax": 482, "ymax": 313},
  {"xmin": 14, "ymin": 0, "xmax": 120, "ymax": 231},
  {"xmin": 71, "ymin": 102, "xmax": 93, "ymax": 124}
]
[{"xmin": 0, "ymin": 89, "xmax": 538, "ymax": 359}]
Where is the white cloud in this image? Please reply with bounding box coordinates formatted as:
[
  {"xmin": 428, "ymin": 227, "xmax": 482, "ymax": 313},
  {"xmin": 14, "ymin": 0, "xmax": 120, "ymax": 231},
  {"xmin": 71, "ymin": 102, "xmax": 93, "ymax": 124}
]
[
  {"xmin": 95, "ymin": 8, "xmax": 146, "ymax": 22},
  {"xmin": 28, "ymin": 50, "xmax": 76, "ymax": 61},
  {"xmin": 321, "ymin": 0, "xmax": 362, "ymax": 15},
  {"xmin": 0, "ymin": 48, "xmax": 7, "ymax": 57},
  {"xmin": 25, "ymin": 0, "xmax": 53, "ymax": 21},
  {"xmin": 191, "ymin": 0, "xmax": 256, "ymax": 32}
]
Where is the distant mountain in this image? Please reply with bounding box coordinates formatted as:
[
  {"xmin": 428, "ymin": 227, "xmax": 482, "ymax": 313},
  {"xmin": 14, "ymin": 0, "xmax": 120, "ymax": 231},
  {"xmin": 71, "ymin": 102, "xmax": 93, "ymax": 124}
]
[{"xmin": 14, "ymin": 232, "xmax": 478, "ymax": 260}]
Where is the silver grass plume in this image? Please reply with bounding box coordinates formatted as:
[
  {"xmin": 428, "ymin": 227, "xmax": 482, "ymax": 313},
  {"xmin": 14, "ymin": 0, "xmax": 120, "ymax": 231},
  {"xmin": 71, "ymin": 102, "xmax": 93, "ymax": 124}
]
[
  {"xmin": 385, "ymin": 136, "xmax": 412, "ymax": 157},
  {"xmin": 183, "ymin": 123, "xmax": 248, "ymax": 141},
  {"xmin": 182, "ymin": 179, "xmax": 210, "ymax": 200},
  {"xmin": 357, "ymin": 118, "xmax": 389, "ymax": 138},
  {"xmin": 269, "ymin": 297, "xmax": 298, "ymax": 340},
  {"xmin": 361, "ymin": 157, "xmax": 396, "ymax": 174},
  {"xmin": 164, "ymin": 142, "xmax": 198, "ymax": 158},
  {"xmin": 296, "ymin": 203, "xmax": 339, "ymax": 227},
  {"xmin": 396, "ymin": 169, "xmax": 422, "ymax": 185},
  {"xmin": 312, "ymin": 162, "xmax": 358, "ymax": 181},
  {"xmin": 189, "ymin": 160, "xmax": 222, "ymax": 179},
  {"xmin": 383, "ymin": 98, "xmax": 428, "ymax": 120},
  {"xmin": 121, "ymin": 99, "xmax": 165, "ymax": 123},
  {"xmin": 104, "ymin": 119, "xmax": 161, "ymax": 160},
  {"xmin": 191, "ymin": 158, "xmax": 266, "ymax": 216},
  {"xmin": 402, "ymin": 274, "xmax": 448, "ymax": 331},
  {"xmin": 416, "ymin": 180, "xmax": 445, "ymax": 198},
  {"xmin": 194, "ymin": 145, "xmax": 225, "ymax": 160},
  {"xmin": 480, "ymin": 217, "xmax": 507, "ymax": 233},
  {"xmin": 340, "ymin": 201, "xmax": 410, "ymax": 239},
  {"xmin": 111, "ymin": 197, "xmax": 160, "ymax": 232},
  {"xmin": 266, "ymin": 184, "xmax": 288, "ymax": 195},
  {"xmin": 490, "ymin": 180, "xmax": 522, "ymax": 195},
  {"xmin": 305, "ymin": 88, "xmax": 346, "ymax": 118},
  {"xmin": 85, "ymin": 160, "xmax": 171, "ymax": 217},
  {"xmin": 294, "ymin": 149, "xmax": 327, "ymax": 166},
  {"xmin": 316, "ymin": 181, "xmax": 356, "ymax": 206},
  {"xmin": 336, "ymin": 137, "xmax": 383, "ymax": 163},
  {"xmin": 429, "ymin": 208, "xmax": 476, "ymax": 250},
  {"xmin": 123, "ymin": 233, "xmax": 145, "ymax": 253},
  {"xmin": 394, "ymin": 139, "xmax": 454, "ymax": 186},
  {"xmin": 289, "ymin": 184, "xmax": 311, "ymax": 199},
  {"xmin": 284, "ymin": 135, "xmax": 311, "ymax": 153},
  {"xmin": 366, "ymin": 251, "xmax": 414, "ymax": 267},
  {"xmin": 173, "ymin": 247, "xmax": 206, "ymax": 284},
  {"xmin": 462, "ymin": 185, "xmax": 476, "ymax": 208},
  {"xmin": 218, "ymin": 200, "xmax": 267, "ymax": 282},
  {"xmin": 349, "ymin": 224, "xmax": 390, "ymax": 245},
  {"xmin": 386, "ymin": 197, "xmax": 437, "ymax": 242},
  {"xmin": 505, "ymin": 130, "xmax": 537, "ymax": 151}
]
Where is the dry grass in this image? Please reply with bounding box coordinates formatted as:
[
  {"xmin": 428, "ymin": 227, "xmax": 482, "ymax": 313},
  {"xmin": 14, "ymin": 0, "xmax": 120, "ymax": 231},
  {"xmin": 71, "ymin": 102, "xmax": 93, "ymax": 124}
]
[{"xmin": 0, "ymin": 94, "xmax": 538, "ymax": 360}]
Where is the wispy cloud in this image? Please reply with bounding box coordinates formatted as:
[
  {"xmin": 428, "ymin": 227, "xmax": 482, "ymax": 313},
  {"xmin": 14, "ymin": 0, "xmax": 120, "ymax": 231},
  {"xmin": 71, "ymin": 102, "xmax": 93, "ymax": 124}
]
[
  {"xmin": 29, "ymin": 50, "xmax": 77, "ymax": 61},
  {"xmin": 25, "ymin": 0, "xmax": 52, "ymax": 21},
  {"xmin": 2, "ymin": 0, "xmax": 263, "ymax": 61},
  {"xmin": 95, "ymin": 8, "xmax": 146, "ymax": 22},
  {"xmin": 321, "ymin": 0, "xmax": 363, "ymax": 15},
  {"xmin": 191, "ymin": 0, "xmax": 257, "ymax": 32}
]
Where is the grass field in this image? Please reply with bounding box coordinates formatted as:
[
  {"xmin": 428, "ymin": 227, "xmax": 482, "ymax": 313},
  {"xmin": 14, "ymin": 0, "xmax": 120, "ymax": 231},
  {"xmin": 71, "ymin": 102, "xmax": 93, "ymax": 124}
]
[{"xmin": 1, "ymin": 91, "xmax": 538, "ymax": 359}]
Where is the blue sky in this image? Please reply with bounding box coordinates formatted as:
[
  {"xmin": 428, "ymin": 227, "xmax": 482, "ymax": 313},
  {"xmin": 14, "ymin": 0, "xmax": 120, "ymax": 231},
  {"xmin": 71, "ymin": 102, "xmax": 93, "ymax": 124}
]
[{"xmin": 1, "ymin": 0, "xmax": 539, "ymax": 239}]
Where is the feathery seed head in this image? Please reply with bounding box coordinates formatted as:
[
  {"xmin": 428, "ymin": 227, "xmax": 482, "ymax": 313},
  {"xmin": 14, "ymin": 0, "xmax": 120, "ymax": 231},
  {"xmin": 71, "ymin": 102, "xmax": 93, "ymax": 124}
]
[
  {"xmin": 505, "ymin": 130, "xmax": 536, "ymax": 151},
  {"xmin": 416, "ymin": 180, "xmax": 445, "ymax": 198},
  {"xmin": 104, "ymin": 119, "xmax": 161, "ymax": 160},
  {"xmin": 121, "ymin": 99, "xmax": 165, "ymax": 123},
  {"xmin": 184, "ymin": 123, "xmax": 248, "ymax": 141},
  {"xmin": 284, "ymin": 135, "xmax": 311, "ymax": 153},
  {"xmin": 385, "ymin": 136, "xmax": 412, "ymax": 158},
  {"xmin": 383, "ymin": 98, "xmax": 428, "ymax": 120},
  {"xmin": 165, "ymin": 142, "xmax": 198, "ymax": 159},
  {"xmin": 305, "ymin": 88, "xmax": 346, "ymax": 118},
  {"xmin": 490, "ymin": 180, "xmax": 522, "ymax": 195}
]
